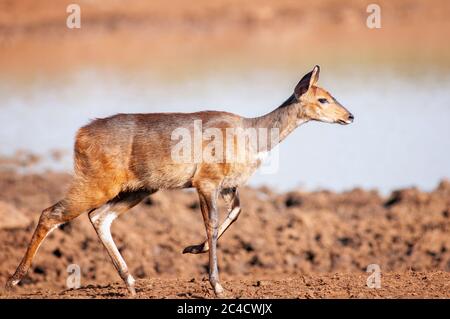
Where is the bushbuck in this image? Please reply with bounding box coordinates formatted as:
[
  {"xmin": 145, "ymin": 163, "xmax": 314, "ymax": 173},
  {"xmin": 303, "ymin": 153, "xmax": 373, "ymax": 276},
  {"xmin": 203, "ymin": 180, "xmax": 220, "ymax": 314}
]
[{"xmin": 6, "ymin": 65, "xmax": 353, "ymax": 297}]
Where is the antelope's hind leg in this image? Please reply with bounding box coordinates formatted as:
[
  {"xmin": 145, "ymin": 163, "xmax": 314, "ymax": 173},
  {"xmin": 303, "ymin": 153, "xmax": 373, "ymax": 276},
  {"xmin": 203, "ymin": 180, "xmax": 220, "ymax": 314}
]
[
  {"xmin": 6, "ymin": 201, "xmax": 83, "ymax": 289},
  {"xmin": 88, "ymin": 191, "xmax": 150, "ymax": 295}
]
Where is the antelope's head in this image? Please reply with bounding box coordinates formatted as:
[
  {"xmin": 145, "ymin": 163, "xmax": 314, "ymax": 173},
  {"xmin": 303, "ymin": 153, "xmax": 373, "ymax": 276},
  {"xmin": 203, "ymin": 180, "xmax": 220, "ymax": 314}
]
[{"xmin": 291, "ymin": 65, "xmax": 354, "ymax": 125}]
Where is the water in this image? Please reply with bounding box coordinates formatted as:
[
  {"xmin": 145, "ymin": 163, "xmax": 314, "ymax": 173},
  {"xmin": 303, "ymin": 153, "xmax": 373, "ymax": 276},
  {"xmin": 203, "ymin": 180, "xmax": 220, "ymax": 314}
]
[{"xmin": 1, "ymin": 68, "xmax": 449, "ymax": 194}]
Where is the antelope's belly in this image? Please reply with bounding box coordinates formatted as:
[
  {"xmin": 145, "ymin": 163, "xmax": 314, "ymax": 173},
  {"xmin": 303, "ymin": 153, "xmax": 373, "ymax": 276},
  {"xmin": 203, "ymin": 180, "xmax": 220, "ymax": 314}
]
[{"xmin": 221, "ymin": 161, "xmax": 261, "ymax": 188}]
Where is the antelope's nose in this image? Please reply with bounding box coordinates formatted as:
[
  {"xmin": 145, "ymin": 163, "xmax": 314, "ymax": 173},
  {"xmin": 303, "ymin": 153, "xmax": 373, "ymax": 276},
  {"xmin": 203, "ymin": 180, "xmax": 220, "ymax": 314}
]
[{"xmin": 348, "ymin": 113, "xmax": 354, "ymax": 122}]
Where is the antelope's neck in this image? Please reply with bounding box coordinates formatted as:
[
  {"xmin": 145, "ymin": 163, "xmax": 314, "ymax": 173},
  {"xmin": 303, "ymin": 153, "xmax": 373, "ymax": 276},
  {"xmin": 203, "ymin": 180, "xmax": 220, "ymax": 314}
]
[{"xmin": 246, "ymin": 97, "xmax": 308, "ymax": 151}]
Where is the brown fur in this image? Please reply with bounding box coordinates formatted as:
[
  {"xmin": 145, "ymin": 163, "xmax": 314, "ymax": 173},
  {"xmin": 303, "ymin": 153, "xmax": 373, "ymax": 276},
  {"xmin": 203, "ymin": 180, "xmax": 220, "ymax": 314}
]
[{"xmin": 6, "ymin": 66, "xmax": 353, "ymax": 296}]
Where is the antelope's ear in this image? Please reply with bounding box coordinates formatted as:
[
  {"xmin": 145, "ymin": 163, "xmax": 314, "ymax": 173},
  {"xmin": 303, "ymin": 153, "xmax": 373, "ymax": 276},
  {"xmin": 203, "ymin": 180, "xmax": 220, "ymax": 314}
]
[
  {"xmin": 294, "ymin": 65, "xmax": 320, "ymax": 98},
  {"xmin": 310, "ymin": 65, "xmax": 320, "ymax": 86}
]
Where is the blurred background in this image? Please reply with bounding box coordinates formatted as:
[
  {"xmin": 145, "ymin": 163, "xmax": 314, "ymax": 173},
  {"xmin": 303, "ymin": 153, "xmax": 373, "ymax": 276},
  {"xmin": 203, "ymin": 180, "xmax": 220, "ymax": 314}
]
[
  {"xmin": 1, "ymin": 0, "xmax": 449, "ymax": 193},
  {"xmin": 1, "ymin": 1, "xmax": 450, "ymax": 298}
]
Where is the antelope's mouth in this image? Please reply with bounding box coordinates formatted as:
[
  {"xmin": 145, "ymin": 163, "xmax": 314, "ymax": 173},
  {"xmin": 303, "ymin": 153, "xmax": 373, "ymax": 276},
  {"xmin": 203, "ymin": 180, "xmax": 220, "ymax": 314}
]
[{"xmin": 338, "ymin": 113, "xmax": 354, "ymax": 125}]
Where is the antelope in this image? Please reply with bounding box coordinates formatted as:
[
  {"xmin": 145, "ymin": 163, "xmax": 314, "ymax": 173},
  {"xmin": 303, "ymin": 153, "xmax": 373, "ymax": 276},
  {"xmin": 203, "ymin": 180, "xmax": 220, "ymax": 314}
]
[{"xmin": 6, "ymin": 65, "xmax": 353, "ymax": 297}]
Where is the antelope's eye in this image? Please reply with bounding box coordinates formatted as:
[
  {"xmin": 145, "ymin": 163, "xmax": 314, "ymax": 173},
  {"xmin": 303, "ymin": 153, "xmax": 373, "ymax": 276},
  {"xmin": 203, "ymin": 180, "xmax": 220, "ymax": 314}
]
[{"xmin": 318, "ymin": 98, "xmax": 328, "ymax": 104}]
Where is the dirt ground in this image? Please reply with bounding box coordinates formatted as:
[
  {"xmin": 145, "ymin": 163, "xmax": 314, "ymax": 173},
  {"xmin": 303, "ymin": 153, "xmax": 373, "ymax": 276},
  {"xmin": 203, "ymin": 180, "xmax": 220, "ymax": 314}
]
[
  {"xmin": 0, "ymin": 0, "xmax": 449, "ymax": 299},
  {"xmin": 0, "ymin": 169, "xmax": 449, "ymax": 298},
  {"xmin": 1, "ymin": 272, "xmax": 449, "ymax": 299}
]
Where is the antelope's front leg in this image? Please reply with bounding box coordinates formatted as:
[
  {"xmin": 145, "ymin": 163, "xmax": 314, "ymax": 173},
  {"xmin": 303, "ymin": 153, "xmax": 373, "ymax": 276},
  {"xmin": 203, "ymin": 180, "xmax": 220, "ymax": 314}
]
[
  {"xmin": 197, "ymin": 186, "xmax": 224, "ymax": 297},
  {"xmin": 183, "ymin": 188, "xmax": 240, "ymax": 254}
]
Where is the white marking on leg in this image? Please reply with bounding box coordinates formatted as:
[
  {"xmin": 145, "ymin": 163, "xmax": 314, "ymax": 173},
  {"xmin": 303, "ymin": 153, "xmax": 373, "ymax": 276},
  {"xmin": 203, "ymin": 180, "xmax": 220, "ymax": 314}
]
[
  {"xmin": 99, "ymin": 211, "xmax": 117, "ymax": 234},
  {"xmin": 10, "ymin": 279, "xmax": 20, "ymax": 286},
  {"xmin": 35, "ymin": 223, "xmax": 61, "ymax": 253},
  {"xmin": 90, "ymin": 207, "xmax": 132, "ymax": 287},
  {"xmin": 126, "ymin": 274, "xmax": 135, "ymax": 287},
  {"xmin": 228, "ymin": 207, "xmax": 241, "ymax": 221},
  {"xmin": 90, "ymin": 204, "xmax": 113, "ymax": 224},
  {"xmin": 214, "ymin": 282, "xmax": 224, "ymax": 295}
]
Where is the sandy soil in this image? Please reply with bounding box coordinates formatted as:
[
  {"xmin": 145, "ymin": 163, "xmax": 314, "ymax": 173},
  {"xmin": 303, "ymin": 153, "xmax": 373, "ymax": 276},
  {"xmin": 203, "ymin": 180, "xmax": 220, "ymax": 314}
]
[
  {"xmin": 0, "ymin": 0, "xmax": 449, "ymax": 299},
  {"xmin": 0, "ymin": 169, "xmax": 449, "ymax": 298},
  {"xmin": 2, "ymin": 272, "xmax": 449, "ymax": 299}
]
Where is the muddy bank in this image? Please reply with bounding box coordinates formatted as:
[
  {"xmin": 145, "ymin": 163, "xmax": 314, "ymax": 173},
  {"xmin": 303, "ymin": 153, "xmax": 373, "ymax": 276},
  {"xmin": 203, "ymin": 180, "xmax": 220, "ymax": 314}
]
[{"xmin": 0, "ymin": 170, "xmax": 449, "ymax": 296}]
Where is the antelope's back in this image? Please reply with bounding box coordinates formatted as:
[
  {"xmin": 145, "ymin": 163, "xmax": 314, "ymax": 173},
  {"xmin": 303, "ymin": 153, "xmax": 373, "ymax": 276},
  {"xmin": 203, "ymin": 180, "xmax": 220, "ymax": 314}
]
[{"xmin": 73, "ymin": 112, "xmax": 243, "ymax": 189}]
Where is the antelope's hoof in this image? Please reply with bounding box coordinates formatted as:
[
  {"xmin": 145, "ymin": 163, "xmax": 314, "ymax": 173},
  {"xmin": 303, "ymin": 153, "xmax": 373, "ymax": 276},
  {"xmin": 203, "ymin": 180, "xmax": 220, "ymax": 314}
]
[
  {"xmin": 127, "ymin": 285, "xmax": 136, "ymax": 297},
  {"xmin": 213, "ymin": 283, "xmax": 225, "ymax": 298},
  {"xmin": 5, "ymin": 277, "xmax": 19, "ymax": 291},
  {"xmin": 126, "ymin": 275, "xmax": 136, "ymax": 296},
  {"xmin": 182, "ymin": 242, "xmax": 208, "ymax": 254}
]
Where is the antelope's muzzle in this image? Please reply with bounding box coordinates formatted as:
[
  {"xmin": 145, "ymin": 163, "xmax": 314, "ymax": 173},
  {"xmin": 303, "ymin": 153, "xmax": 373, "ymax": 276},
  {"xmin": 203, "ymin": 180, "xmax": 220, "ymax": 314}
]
[
  {"xmin": 338, "ymin": 113, "xmax": 354, "ymax": 125},
  {"xmin": 348, "ymin": 113, "xmax": 354, "ymax": 123}
]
